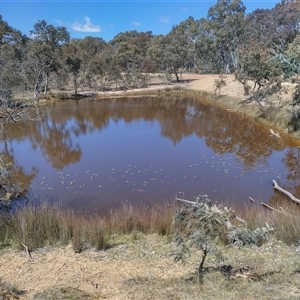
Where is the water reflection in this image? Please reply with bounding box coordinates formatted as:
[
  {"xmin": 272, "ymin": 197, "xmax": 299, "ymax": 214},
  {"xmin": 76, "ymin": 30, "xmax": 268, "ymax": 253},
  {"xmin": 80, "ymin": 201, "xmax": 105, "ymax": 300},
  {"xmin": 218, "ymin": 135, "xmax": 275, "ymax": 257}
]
[
  {"xmin": 0, "ymin": 140, "xmax": 37, "ymax": 202},
  {"xmin": 3, "ymin": 96, "xmax": 300, "ymax": 213}
]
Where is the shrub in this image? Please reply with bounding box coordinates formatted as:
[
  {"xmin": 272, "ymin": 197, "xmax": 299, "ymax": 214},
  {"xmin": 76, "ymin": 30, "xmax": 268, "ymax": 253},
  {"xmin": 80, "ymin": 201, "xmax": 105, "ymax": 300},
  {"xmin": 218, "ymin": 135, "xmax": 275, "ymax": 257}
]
[{"xmin": 172, "ymin": 195, "xmax": 273, "ymax": 282}]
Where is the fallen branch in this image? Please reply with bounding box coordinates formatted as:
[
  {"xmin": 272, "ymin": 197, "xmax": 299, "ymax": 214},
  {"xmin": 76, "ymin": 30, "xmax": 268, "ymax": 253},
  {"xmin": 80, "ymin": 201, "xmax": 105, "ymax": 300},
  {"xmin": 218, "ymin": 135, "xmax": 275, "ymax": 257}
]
[
  {"xmin": 273, "ymin": 180, "xmax": 300, "ymax": 204},
  {"xmin": 21, "ymin": 243, "xmax": 34, "ymax": 263},
  {"xmin": 249, "ymin": 197, "xmax": 256, "ymax": 203},
  {"xmin": 175, "ymin": 197, "xmax": 197, "ymax": 205},
  {"xmin": 249, "ymin": 196, "xmax": 285, "ymax": 213},
  {"xmin": 270, "ymin": 129, "xmax": 281, "ymax": 138},
  {"xmin": 260, "ymin": 202, "xmax": 282, "ymax": 213}
]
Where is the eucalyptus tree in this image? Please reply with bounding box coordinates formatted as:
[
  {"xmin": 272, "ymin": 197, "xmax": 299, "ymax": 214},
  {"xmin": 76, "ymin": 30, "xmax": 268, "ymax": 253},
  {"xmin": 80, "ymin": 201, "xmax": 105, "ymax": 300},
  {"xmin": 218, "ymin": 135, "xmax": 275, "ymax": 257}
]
[
  {"xmin": 147, "ymin": 23, "xmax": 193, "ymax": 82},
  {"xmin": 146, "ymin": 35, "xmax": 165, "ymax": 71},
  {"xmin": 280, "ymin": 33, "xmax": 300, "ymax": 131},
  {"xmin": 242, "ymin": 1, "xmax": 300, "ymax": 54},
  {"xmin": 235, "ymin": 1, "xmax": 300, "ymax": 118},
  {"xmin": 0, "ymin": 18, "xmax": 20, "ymax": 104},
  {"xmin": 0, "ymin": 15, "xmax": 29, "ymax": 121},
  {"xmin": 75, "ymin": 36, "xmax": 107, "ymax": 90},
  {"xmin": 206, "ymin": 0, "xmax": 246, "ymax": 73},
  {"xmin": 109, "ymin": 30, "xmax": 153, "ymax": 88},
  {"xmin": 176, "ymin": 17, "xmax": 199, "ymax": 72},
  {"xmin": 165, "ymin": 24, "xmax": 194, "ymax": 81},
  {"xmin": 195, "ymin": 18, "xmax": 219, "ymax": 73},
  {"xmin": 23, "ymin": 20, "xmax": 69, "ymax": 98},
  {"xmin": 61, "ymin": 40, "xmax": 82, "ymax": 96}
]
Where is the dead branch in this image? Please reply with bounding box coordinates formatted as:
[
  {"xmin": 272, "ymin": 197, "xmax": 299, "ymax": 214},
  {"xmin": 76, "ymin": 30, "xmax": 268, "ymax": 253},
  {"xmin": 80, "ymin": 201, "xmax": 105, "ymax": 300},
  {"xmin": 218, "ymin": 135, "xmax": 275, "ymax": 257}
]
[
  {"xmin": 21, "ymin": 242, "xmax": 34, "ymax": 263},
  {"xmin": 270, "ymin": 129, "xmax": 281, "ymax": 138},
  {"xmin": 260, "ymin": 202, "xmax": 282, "ymax": 213},
  {"xmin": 273, "ymin": 180, "xmax": 300, "ymax": 204},
  {"xmin": 249, "ymin": 197, "xmax": 256, "ymax": 203},
  {"xmin": 250, "ymin": 196, "xmax": 284, "ymax": 213},
  {"xmin": 175, "ymin": 197, "xmax": 246, "ymax": 227},
  {"xmin": 175, "ymin": 197, "xmax": 197, "ymax": 205}
]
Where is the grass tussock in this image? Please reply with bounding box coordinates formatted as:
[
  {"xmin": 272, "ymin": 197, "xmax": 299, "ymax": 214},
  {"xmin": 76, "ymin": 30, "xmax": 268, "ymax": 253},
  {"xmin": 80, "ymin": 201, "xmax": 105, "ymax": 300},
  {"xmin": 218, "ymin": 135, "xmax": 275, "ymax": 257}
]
[
  {"xmin": 105, "ymin": 201, "xmax": 174, "ymax": 236},
  {"xmin": 238, "ymin": 203, "xmax": 300, "ymax": 245},
  {"xmin": 1, "ymin": 200, "xmax": 300, "ymax": 253},
  {"xmin": 0, "ymin": 201, "xmax": 175, "ymax": 252}
]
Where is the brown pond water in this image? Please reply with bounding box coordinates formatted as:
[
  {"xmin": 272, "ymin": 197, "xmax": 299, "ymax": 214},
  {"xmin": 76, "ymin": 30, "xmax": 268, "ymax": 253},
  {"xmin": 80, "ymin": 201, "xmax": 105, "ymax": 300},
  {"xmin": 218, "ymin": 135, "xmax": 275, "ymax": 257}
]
[{"xmin": 3, "ymin": 96, "xmax": 300, "ymax": 214}]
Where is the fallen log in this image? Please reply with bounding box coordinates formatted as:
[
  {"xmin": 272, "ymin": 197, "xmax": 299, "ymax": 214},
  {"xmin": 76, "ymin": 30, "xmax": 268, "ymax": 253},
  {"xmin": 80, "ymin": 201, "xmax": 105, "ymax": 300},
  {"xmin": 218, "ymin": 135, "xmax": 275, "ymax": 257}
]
[{"xmin": 272, "ymin": 180, "xmax": 300, "ymax": 204}]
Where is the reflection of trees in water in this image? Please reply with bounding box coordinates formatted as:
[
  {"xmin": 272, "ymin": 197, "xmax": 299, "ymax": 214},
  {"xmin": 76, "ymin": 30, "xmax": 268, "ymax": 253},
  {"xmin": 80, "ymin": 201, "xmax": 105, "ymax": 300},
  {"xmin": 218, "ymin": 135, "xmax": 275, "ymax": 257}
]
[
  {"xmin": 5, "ymin": 96, "xmax": 289, "ymax": 170},
  {"xmin": 264, "ymin": 148, "xmax": 300, "ymax": 207},
  {"xmin": 0, "ymin": 141, "xmax": 37, "ymax": 201},
  {"xmin": 36, "ymin": 118, "xmax": 81, "ymax": 170},
  {"xmin": 148, "ymin": 97, "xmax": 285, "ymax": 168},
  {"xmin": 7, "ymin": 116, "xmax": 82, "ymax": 170},
  {"xmin": 281, "ymin": 148, "xmax": 300, "ymax": 197},
  {"xmin": 283, "ymin": 149, "xmax": 300, "ymax": 184},
  {"xmin": 196, "ymin": 105, "xmax": 285, "ymax": 168}
]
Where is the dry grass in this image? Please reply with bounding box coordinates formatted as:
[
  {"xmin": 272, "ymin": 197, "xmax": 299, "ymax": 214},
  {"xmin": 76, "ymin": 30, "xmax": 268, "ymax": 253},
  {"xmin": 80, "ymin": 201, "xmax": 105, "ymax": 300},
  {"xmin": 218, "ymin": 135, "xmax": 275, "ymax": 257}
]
[
  {"xmin": 115, "ymin": 232, "xmax": 300, "ymax": 300},
  {"xmin": 105, "ymin": 201, "xmax": 174, "ymax": 236},
  {"xmin": 0, "ymin": 201, "xmax": 175, "ymax": 252},
  {"xmin": 1, "ymin": 201, "xmax": 300, "ymax": 253},
  {"xmin": 0, "ymin": 277, "xmax": 25, "ymax": 299},
  {"xmin": 240, "ymin": 203, "xmax": 300, "ymax": 245},
  {"xmin": 1, "ymin": 200, "xmax": 300, "ymax": 298},
  {"xmin": 32, "ymin": 286, "xmax": 93, "ymax": 299},
  {"xmin": 1, "ymin": 208, "xmax": 300, "ymax": 299}
]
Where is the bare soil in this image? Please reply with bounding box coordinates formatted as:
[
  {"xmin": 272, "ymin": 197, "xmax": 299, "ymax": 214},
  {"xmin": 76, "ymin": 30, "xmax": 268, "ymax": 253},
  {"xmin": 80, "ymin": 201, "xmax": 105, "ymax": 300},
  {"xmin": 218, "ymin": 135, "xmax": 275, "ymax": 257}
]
[
  {"xmin": 94, "ymin": 73, "xmax": 246, "ymax": 99},
  {"xmin": 1, "ymin": 234, "xmax": 300, "ymax": 299},
  {"xmin": 0, "ymin": 235, "xmax": 184, "ymax": 299}
]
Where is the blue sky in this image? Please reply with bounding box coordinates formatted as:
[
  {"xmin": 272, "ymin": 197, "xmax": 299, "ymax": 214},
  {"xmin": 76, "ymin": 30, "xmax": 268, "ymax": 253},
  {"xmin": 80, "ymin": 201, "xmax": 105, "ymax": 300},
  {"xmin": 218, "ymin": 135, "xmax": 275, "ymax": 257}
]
[{"xmin": 1, "ymin": 0, "xmax": 280, "ymax": 42}]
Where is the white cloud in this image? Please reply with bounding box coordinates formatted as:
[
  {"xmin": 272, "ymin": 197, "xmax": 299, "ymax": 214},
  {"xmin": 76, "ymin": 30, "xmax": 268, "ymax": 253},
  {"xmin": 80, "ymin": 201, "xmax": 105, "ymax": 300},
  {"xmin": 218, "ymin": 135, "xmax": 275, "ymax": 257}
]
[
  {"xmin": 72, "ymin": 16, "xmax": 101, "ymax": 33},
  {"xmin": 160, "ymin": 17, "xmax": 169, "ymax": 24},
  {"xmin": 131, "ymin": 21, "xmax": 140, "ymax": 27}
]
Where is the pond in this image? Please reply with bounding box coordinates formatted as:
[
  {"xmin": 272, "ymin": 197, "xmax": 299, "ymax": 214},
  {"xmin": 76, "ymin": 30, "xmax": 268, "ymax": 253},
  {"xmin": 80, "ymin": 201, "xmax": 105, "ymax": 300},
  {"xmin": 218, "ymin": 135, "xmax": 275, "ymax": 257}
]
[{"xmin": 3, "ymin": 96, "xmax": 300, "ymax": 214}]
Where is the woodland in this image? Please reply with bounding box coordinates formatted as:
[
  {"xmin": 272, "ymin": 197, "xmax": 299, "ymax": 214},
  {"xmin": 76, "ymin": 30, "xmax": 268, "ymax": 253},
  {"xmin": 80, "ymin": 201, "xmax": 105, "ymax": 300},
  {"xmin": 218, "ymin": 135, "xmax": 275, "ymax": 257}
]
[{"xmin": 1, "ymin": 0, "xmax": 300, "ymax": 114}]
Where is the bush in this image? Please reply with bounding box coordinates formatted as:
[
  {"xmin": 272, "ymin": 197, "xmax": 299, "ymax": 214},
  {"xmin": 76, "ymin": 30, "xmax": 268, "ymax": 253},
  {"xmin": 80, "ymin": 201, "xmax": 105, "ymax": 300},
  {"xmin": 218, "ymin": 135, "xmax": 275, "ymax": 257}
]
[{"xmin": 172, "ymin": 195, "xmax": 273, "ymax": 282}]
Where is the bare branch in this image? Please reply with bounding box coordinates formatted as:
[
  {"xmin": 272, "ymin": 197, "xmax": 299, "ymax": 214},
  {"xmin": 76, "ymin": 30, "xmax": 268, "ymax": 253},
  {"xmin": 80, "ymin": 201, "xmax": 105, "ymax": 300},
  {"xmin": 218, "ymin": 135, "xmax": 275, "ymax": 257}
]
[{"xmin": 273, "ymin": 180, "xmax": 300, "ymax": 204}]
